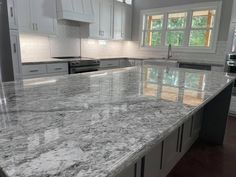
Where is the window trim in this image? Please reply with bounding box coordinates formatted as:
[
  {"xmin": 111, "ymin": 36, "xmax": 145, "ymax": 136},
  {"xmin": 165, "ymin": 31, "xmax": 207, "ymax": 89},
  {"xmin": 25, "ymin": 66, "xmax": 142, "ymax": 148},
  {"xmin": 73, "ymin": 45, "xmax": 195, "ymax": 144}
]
[{"xmin": 139, "ymin": 2, "xmax": 222, "ymax": 53}]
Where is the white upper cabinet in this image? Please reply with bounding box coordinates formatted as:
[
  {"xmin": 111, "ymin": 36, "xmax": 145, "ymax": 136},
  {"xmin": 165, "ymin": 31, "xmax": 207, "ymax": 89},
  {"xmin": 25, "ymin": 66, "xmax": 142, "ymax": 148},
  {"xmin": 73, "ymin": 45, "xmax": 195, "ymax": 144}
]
[
  {"xmin": 56, "ymin": 0, "xmax": 94, "ymax": 23},
  {"xmin": 99, "ymin": 0, "xmax": 114, "ymax": 39},
  {"xmin": 231, "ymin": 0, "xmax": 236, "ymax": 23},
  {"xmin": 113, "ymin": 1, "xmax": 132, "ymax": 40},
  {"xmin": 7, "ymin": 0, "xmax": 18, "ymax": 30},
  {"xmin": 16, "ymin": 0, "xmax": 31, "ymax": 32},
  {"xmin": 17, "ymin": 0, "xmax": 57, "ymax": 35},
  {"xmin": 89, "ymin": 0, "xmax": 114, "ymax": 39}
]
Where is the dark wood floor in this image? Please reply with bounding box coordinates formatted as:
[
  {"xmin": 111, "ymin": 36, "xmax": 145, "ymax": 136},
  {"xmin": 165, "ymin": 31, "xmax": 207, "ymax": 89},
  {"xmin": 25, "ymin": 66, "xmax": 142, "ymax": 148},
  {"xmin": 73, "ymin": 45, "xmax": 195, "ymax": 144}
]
[{"xmin": 167, "ymin": 117, "xmax": 236, "ymax": 177}]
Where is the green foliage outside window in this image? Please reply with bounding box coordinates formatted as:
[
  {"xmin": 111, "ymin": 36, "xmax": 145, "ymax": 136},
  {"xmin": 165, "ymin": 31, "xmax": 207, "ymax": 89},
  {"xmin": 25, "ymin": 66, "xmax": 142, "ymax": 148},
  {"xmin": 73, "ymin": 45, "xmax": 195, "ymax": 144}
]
[{"xmin": 143, "ymin": 10, "xmax": 215, "ymax": 48}]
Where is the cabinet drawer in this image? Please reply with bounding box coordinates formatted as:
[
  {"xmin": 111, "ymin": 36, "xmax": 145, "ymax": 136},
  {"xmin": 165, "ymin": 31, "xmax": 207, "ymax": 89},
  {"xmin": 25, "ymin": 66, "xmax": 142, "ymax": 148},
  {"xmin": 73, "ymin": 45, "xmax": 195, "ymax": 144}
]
[
  {"xmin": 47, "ymin": 63, "xmax": 68, "ymax": 73},
  {"xmin": 22, "ymin": 64, "xmax": 47, "ymax": 76},
  {"xmin": 100, "ymin": 60, "xmax": 120, "ymax": 68}
]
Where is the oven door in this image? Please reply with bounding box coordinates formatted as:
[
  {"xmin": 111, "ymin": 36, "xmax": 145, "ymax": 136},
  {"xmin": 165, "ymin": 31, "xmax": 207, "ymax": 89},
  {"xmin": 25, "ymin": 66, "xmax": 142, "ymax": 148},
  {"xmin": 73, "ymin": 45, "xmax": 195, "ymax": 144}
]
[{"xmin": 69, "ymin": 66, "xmax": 99, "ymax": 74}]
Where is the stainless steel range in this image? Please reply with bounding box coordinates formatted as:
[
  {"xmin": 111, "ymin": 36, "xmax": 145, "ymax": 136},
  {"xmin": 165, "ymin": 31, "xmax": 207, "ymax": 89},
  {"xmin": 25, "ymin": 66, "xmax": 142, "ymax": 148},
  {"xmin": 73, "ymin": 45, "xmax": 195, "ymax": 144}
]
[
  {"xmin": 53, "ymin": 57, "xmax": 100, "ymax": 74},
  {"xmin": 69, "ymin": 59, "xmax": 100, "ymax": 74}
]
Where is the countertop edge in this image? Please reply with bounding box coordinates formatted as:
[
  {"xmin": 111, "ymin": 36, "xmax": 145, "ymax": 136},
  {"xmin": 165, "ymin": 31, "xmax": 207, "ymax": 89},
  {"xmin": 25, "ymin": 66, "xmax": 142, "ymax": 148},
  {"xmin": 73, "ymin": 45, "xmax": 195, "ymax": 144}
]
[{"xmin": 106, "ymin": 78, "xmax": 235, "ymax": 177}]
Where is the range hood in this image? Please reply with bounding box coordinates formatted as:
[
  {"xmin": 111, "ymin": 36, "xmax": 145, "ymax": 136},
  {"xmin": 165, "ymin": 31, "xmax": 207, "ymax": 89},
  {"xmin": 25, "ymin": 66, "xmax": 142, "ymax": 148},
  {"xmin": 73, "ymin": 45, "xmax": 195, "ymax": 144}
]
[{"xmin": 56, "ymin": 0, "xmax": 95, "ymax": 23}]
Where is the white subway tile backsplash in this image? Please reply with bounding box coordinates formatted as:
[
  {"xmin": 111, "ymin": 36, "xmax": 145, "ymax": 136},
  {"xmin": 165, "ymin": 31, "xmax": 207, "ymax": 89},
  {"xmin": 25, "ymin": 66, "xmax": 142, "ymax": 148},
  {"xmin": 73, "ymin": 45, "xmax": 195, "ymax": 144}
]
[{"xmin": 20, "ymin": 34, "xmax": 51, "ymax": 62}]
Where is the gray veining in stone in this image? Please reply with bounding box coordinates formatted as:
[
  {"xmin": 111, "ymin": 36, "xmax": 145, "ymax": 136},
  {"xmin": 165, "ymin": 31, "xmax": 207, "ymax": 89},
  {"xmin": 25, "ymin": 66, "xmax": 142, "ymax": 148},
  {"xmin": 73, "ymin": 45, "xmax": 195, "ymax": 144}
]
[{"xmin": 0, "ymin": 65, "xmax": 234, "ymax": 177}]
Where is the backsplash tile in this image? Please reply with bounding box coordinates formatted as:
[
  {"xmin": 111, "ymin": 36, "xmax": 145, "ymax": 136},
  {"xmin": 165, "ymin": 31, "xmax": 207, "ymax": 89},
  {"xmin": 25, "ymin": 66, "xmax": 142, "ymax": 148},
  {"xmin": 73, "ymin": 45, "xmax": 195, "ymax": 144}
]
[{"xmin": 20, "ymin": 34, "xmax": 51, "ymax": 62}]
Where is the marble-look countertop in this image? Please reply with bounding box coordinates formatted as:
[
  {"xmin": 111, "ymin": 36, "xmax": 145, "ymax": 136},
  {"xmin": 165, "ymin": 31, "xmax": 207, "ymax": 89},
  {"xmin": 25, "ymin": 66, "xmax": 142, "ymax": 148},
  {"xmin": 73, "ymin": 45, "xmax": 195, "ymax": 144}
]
[
  {"xmin": 22, "ymin": 57, "xmax": 224, "ymax": 67},
  {"xmin": 0, "ymin": 65, "xmax": 234, "ymax": 177}
]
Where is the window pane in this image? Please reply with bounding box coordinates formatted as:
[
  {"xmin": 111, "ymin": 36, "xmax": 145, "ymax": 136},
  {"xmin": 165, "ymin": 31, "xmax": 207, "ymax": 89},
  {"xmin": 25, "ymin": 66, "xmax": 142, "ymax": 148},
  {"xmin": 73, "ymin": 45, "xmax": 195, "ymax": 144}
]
[
  {"xmin": 192, "ymin": 10, "xmax": 216, "ymax": 28},
  {"xmin": 146, "ymin": 15, "xmax": 164, "ymax": 30},
  {"xmin": 189, "ymin": 30, "xmax": 212, "ymax": 47},
  {"xmin": 166, "ymin": 31, "xmax": 184, "ymax": 46},
  {"xmin": 144, "ymin": 31, "xmax": 162, "ymax": 47},
  {"xmin": 168, "ymin": 12, "xmax": 187, "ymax": 29}
]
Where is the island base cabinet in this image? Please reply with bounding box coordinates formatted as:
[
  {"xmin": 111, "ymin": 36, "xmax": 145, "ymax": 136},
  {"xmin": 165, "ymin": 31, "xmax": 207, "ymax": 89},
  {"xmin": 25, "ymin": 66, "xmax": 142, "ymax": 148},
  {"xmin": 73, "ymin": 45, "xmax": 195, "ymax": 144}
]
[
  {"xmin": 143, "ymin": 143, "xmax": 162, "ymax": 177},
  {"xmin": 115, "ymin": 165, "xmax": 135, "ymax": 177},
  {"xmin": 115, "ymin": 160, "xmax": 141, "ymax": 177},
  {"xmin": 115, "ymin": 108, "xmax": 206, "ymax": 177},
  {"xmin": 161, "ymin": 128, "xmax": 181, "ymax": 177}
]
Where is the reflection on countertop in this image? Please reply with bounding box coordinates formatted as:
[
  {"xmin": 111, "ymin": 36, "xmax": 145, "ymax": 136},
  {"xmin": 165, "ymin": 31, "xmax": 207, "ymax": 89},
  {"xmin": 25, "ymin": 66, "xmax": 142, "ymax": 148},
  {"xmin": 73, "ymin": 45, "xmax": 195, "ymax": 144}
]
[{"xmin": 0, "ymin": 65, "xmax": 234, "ymax": 177}]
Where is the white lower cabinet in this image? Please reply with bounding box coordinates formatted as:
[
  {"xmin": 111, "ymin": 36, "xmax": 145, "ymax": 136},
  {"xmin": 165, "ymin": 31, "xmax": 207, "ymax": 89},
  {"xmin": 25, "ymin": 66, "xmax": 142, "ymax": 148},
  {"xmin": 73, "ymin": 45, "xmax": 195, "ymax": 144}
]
[
  {"xmin": 22, "ymin": 64, "xmax": 47, "ymax": 77},
  {"xmin": 22, "ymin": 63, "xmax": 68, "ymax": 79},
  {"xmin": 47, "ymin": 63, "xmax": 68, "ymax": 73},
  {"xmin": 100, "ymin": 59, "xmax": 120, "ymax": 69}
]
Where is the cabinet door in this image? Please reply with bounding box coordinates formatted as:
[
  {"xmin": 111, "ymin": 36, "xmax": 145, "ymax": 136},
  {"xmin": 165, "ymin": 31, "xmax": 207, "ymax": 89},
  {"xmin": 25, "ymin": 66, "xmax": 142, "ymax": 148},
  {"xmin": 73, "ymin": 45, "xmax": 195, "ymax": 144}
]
[
  {"xmin": 10, "ymin": 30, "xmax": 22, "ymax": 80},
  {"xmin": 7, "ymin": 0, "xmax": 18, "ymax": 29},
  {"xmin": 89, "ymin": 0, "xmax": 100, "ymax": 38},
  {"xmin": 82, "ymin": 0, "xmax": 94, "ymax": 20},
  {"xmin": 99, "ymin": 0, "xmax": 113, "ymax": 39},
  {"xmin": 162, "ymin": 128, "xmax": 180, "ymax": 175},
  {"xmin": 30, "ymin": 0, "xmax": 56, "ymax": 35},
  {"xmin": 72, "ymin": 0, "xmax": 83, "ymax": 13},
  {"xmin": 114, "ymin": 1, "xmax": 123, "ymax": 40},
  {"xmin": 122, "ymin": 4, "xmax": 132, "ymax": 40},
  {"xmin": 144, "ymin": 143, "xmax": 162, "ymax": 177},
  {"xmin": 115, "ymin": 164, "xmax": 136, "ymax": 177},
  {"xmin": 16, "ymin": 0, "xmax": 32, "ymax": 32},
  {"xmin": 192, "ymin": 109, "xmax": 203, "ymax": 138},
  {"xmin": 181, "ymin": 117, "xmax": 194, "ymax": 154}
]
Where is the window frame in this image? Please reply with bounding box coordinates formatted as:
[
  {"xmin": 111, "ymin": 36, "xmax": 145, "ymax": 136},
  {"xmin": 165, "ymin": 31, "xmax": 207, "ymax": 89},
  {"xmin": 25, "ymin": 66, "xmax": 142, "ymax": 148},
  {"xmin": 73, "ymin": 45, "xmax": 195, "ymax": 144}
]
[{"xmin": 139, "ymin": 2, "xmax": 222, "ymax": 53}]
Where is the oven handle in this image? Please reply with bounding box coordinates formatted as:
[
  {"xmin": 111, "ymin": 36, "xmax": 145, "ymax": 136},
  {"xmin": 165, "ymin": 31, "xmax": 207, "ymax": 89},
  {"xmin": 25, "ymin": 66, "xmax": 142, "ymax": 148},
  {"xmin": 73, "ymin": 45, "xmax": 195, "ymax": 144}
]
[{"xmin": 227, "ymin": 61, "xmax": 236, "ymax": 66}]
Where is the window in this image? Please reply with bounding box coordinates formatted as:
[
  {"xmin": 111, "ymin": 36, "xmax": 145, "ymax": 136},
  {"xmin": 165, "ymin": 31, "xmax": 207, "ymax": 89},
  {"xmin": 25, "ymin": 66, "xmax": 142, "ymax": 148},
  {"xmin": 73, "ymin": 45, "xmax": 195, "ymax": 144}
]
[
  {"xmin": 189, "ymin": 10, "xmax": 215, "ymax": 47},
  {"xmin": 141, "ymin": 2, "xmax": 222, "ymax": 52},
  {"xmin": 144, "ymin": 15, "xmax": 164, "ymax": 47},
  {"xmin": 166, "ymin": 12, "xmax": 187, "ymax": 46}
]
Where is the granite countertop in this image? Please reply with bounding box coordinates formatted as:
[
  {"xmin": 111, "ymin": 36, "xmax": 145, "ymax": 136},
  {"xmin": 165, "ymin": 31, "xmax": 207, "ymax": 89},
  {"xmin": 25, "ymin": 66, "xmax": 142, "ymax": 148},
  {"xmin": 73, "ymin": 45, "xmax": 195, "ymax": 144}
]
[
  {"xmin": 22, "ymin": 57, "xmax": 224, "ymax": 67},
  {"xmin": 0, "ymin": 65, "xmax": 234, "ymax": 177}
]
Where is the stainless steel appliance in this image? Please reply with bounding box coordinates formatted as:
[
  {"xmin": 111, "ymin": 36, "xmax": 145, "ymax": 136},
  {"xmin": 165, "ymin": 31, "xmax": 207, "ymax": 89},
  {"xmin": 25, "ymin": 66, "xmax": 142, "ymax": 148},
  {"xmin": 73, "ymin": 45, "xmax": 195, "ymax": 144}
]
[
  {"xmin": 226, "ymin": 54, "xmax": 236, "ymax": 94},
  {"xmin": 53, "ymin": 57, "xmax": 100, "ymax": 74}
]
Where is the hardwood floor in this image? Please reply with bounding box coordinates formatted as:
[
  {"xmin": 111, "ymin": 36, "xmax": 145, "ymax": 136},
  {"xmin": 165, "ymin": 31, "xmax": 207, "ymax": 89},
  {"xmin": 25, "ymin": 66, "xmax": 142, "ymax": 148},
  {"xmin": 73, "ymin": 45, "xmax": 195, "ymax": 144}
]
[{"xmin": 167, "ymin": 117, "xmax": 236, "ymax": 177}]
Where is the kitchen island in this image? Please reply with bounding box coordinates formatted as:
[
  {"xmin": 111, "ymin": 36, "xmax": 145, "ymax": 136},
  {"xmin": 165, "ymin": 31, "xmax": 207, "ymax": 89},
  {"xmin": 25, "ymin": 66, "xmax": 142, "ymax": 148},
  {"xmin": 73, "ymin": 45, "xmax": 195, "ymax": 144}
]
[{"xmin": 0, "ymin": 65, "xmax": 234, "ymax": 177}]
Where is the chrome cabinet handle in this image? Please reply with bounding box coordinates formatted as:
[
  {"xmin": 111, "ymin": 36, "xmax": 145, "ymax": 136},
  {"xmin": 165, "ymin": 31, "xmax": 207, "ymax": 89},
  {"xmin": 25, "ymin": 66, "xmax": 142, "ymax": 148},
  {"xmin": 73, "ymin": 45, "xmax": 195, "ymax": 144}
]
[
  {"xmin": 10, "ymin": 7, "xmax": 13, "ymax": 17},
  {"xmin": 29, "ymin": 70, "xmax": 39, "ymax": 73},
  {"xmin": 13, "ymin": 43, "xmax": 17, "ymax": 53},
  {"xmin": 54, "ymin": 68, "xmax": 62, "ymax": 70}
]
